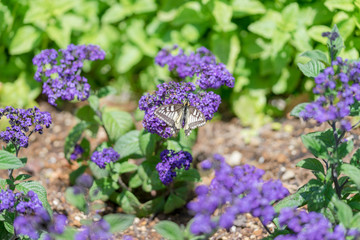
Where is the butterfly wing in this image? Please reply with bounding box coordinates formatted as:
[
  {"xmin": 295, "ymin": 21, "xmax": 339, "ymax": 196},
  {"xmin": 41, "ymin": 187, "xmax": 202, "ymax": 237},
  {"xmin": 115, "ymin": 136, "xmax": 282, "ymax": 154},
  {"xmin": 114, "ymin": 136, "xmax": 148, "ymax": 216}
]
[
  {"xmin": 154, "ymin": 104, "xmax": 184, "ymax": 135},
  {"xmin": 184, "ymin": 106, "xmax": 206, "ymax": 136}
]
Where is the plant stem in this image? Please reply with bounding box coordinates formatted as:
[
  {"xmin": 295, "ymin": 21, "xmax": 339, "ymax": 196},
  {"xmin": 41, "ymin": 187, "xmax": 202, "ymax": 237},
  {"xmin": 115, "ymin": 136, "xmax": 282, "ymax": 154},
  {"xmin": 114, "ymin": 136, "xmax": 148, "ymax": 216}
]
[
  {"xmin": 259, "ymin": 218, "xmax": 272, "ymax": 235},
  {"xmin": 331, "ymin": 163, "xmax": 341, "ymax": 198},
  {"xmin": 118, "ymin": 175, "xmax": 130, "ymax": 191}
]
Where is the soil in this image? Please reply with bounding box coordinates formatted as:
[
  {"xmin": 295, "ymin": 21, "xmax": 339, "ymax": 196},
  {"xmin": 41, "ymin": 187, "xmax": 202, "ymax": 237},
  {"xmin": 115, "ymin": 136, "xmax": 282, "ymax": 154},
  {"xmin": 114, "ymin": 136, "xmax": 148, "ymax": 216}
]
[{"xmin": 3, "ymin": 100, "xmax": 357, "ymax": 240}]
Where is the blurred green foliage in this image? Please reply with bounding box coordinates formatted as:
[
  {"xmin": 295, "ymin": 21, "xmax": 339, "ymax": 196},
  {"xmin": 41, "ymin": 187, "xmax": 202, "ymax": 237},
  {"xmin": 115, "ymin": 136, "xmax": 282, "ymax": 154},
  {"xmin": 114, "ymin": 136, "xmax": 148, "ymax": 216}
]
[{"xmin": 1, "ymin": 0, "xmax": 360, "ymax": 125}]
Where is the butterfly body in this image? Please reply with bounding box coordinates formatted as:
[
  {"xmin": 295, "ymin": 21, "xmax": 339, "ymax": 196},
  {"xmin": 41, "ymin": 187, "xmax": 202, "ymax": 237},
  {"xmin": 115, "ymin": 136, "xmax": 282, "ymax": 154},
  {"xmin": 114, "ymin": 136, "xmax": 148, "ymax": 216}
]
[{"xmin": 154, "ymin": 101, "xmax": 206, "ymax": 136}]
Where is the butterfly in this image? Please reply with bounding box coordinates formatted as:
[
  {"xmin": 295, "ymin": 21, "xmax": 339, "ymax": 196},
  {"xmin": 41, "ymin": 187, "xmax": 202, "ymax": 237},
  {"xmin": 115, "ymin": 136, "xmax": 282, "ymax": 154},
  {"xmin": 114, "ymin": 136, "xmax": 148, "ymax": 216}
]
[{"xmin": 154, "ymin": 100, "xmax": 206, "ymax": 136}]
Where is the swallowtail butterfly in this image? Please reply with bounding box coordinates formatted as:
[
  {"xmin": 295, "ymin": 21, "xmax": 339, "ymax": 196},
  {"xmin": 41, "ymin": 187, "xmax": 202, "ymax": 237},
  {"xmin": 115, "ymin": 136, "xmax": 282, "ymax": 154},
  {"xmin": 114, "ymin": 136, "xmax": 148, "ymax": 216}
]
[{"xmin": 154, "ymin": 101, "xmax": 206, "ymax": 136}]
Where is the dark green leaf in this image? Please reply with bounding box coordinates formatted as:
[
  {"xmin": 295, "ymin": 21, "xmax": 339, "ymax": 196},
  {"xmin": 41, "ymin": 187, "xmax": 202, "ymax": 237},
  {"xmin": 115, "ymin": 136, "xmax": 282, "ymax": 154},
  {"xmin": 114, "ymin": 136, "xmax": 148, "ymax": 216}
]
[
  {"xmin": 296, "ymin": 158, "xmax": 325, "ymax": 174},
  {"xmin": 64, "ymin": 122, "xmax": 89, "ymax": 161},
  {"xmin": 96, "ymin": 86, "xmax": 117, "ymax": 98},
  {"xmin": 290, "ymin": 103, "xmax": 309, "ymax": 118},
  {"xmin": 301, "ymin": 131, "xmax": 331, "ymax": 159},
  {"xmin": 103, "ymin": 214, "xmax": 135, "ymax": 233},
  {"xmin": 114, "ymin": 130, "xmax": 143, "ymax": 159},
  {"xmin": 65, "ymin": 187, "xmax": 87, "ymax": 212},
  {"xmin": 154, "ymin": 221, "xmax": 184, "ymax": 240},
  {"xmin": 129, "ymin": 173, "xmax": 143, "ymax": 188},
  {"xmin": 138, "ymin": 196, "xmax": 165, "ymax": 217},
  {"xmin": 0, "ymin": 150, "xmax": 24, "ymax": 170},
  {"xmin": 15, "ymin": 174, "xmax": 32, "ymax": 182},
  {"xmin": 350, "ymin": 212, "xmax": 360, "ymax": 229},
  {"xmin": 3, "ymin": 212, "xmax": 14, "ymax": 234},
  {"xmin": 115, "ymin": 191, "xmax": 141, "ymax": 215},
  {"xmin": 175, "ymin": 169, "xmax": 200, "ymax": 182},
  {"xmin": 350, "ymin": 148, "xmax": 360, "ymax": 168},
  {"xmin": 164, "ymin": 193, "xmax": 186, "ymax": 214},
  {"xmin": 69, "ymin": 165, "xmax": 88, "ymax": 185},
  {"xmin": 337, "ymin": 139, "xmax": 353, "ymax": 159},
  {"xmin": 0, "ymin": 221, "xmax": 12, "ymax": 239},
  {"xmin": 297, "ymin": 60, "xmax": 325, "ymax": 78}
]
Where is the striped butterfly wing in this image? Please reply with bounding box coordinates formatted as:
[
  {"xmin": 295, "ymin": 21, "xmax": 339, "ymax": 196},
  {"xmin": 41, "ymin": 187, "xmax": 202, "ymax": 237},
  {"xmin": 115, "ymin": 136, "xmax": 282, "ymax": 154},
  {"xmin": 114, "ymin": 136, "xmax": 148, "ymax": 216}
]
[
  {"xmin": 154, "ymin": 104, "xmax": 184, "ymax": 135},
  {"xmin": 184, "ymin": 106, "xmax": 206, "ymax": 136}
]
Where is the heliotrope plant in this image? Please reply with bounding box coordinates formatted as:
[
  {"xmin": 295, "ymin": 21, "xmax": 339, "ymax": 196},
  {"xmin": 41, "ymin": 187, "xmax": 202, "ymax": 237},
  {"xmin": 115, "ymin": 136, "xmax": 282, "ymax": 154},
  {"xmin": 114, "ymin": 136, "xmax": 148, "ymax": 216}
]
[{"xmin": 33, "ymin": 44, "xmax": 105, "ymax": 106}]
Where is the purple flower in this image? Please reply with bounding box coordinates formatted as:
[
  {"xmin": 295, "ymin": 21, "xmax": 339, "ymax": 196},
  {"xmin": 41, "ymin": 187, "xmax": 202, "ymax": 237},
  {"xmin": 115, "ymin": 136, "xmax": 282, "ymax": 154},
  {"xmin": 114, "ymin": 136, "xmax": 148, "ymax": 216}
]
[
  {"xmin": 139, "ymin": 81, "xmax": 221, "ymax": 138},
  {"xmin": 188, "ymin": 154, "xmax": 289, "ymax": 235},
  {"xmin": 14, "ymin": 208, "xmax": 67, "ymax": 239},
  {"xmin": 70, "ymin": 144, "xmax": 84, "ymax": 160},
  {"xmin": 155, "ymin": 46, "xmax": 234, "ymax": 89},
  {"xmin": 275, "ymin": 208, "xmax": 359, "ymax": 240},
  {"xmin": 0, "ymin": 106, "xmax": 52, "ymax": 148},
  {"xmin": 75, "ymin": 219, "xmax": 112, "ymax": 240},
  {"xmin": 0, "ymin": 189, "xmax": 16, "ymax": 212},
  {"xmin": 73, "ymin": 173, "xmax": 94, "ymax": 195},
  {"xmin": 33, "ymin": 44, "xmax": 105, "ymax": 106},
  {"xmin": 15, "ymin": 190, "xmax": 43, "ymax": 214},
  {"xmin": 90, "ymin": 147, "xmax": 120, "ymax": 169},
  {"xmin": 300, "ymin": 57, "xmax": 360, "ymax": 131},
  {"xmin": 156, "ymin": 150, "xmax": 193, "ymax": 185}
]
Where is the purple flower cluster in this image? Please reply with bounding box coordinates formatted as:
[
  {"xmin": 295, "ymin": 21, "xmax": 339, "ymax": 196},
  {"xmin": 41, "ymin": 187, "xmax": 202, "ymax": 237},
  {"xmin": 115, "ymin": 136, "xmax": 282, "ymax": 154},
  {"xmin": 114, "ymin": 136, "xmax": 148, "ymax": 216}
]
[
  {"xmin": 70, "ymin": 144, "xmax": 84, "ymax": 160},
  {"xmin": 188, "ymin": 154, "xmax": 289, "ymax": 235},
  {"xmin": 156, "ymin": 149, "xmax": 193, "ymax": 185},
  {"xmin": 139, "ymin": 81, "xmax": 221, "ymax": 138},
  {"xmin": 90, "ymin": 147, "xmax": 120, "ymax": 169},
  {"xmin": 33, "ymin": 44, "xmax": 105, "ymax": 106},
  {"xmin": 155, "ymin": 46, "xmax": 234, "ymax": 89},
  {"xmin": 300, "ymin": 57, "xmax": 360, "ymax": 131},
  {"xmin": 275, "ymin": 208, "xmax": 360, "ymax": 240},
  {"xmin": 75, "ymin": 219, "xmax": 112, "ymax": 240},
  {"xmin": 73, "ymin": 174, "xmax": 94, "ymax": 195},
  {"xmin": 0, "ymin": 189, "xmax": 43, "ymax": 214},
  {"xmin": 14, "ymin": 208, "xmax": 67, "ymax": 240},
  {"xmin": 0, "ymin": 106, "xmax": 52, "ymax": 148}
]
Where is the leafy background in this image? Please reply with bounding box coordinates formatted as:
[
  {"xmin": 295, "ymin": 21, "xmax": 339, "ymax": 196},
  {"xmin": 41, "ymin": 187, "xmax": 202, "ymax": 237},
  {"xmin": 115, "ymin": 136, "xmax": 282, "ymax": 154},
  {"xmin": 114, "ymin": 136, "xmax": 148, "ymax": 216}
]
[{"xmin": 1, "ymin": 0, "xmax": 359, "ymax": 127}]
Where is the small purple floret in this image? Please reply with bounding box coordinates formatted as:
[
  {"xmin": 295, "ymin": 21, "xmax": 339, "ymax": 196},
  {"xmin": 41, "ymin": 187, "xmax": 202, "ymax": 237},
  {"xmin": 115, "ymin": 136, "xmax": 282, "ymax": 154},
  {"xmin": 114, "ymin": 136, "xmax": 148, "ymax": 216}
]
[{"xmin": 90, "ymin": 147, "xmax": 120, "ymax": 169}]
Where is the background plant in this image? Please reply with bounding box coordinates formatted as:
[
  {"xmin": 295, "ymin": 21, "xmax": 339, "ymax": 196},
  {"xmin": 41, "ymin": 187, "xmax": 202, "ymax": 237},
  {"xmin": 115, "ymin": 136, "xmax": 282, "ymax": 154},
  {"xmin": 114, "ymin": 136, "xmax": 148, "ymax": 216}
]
[{"xmin": 2, "ymin": 0, "xmax": 360, "ymax": 128}]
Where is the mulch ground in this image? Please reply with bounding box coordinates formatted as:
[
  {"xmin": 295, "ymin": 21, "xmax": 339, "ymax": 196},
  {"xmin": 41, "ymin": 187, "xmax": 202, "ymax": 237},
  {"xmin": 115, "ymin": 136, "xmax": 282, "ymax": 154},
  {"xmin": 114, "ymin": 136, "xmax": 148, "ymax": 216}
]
[{"xmin": 3, "ymin": 100, "xmax": 359, "ymax": 240}]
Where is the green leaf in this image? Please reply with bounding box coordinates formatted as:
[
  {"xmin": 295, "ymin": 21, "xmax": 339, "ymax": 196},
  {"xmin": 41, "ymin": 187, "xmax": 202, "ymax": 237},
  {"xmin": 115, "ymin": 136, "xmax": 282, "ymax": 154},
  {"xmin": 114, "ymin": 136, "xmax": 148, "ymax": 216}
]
[
  {"xmin": 300, "ymin": 50, "xmax": 328, "ymax": 64},
  {"xmin": 129, "ymin": 173, "xmax": 142, "ymax": 188},
  {"xmin": 3, "ymin": 212, "xmax": 14, "ymax": 234},
  {"xmin": 115, "ymin": 191, "xmax": 141, "ymax": 214},
  {"xmin": 16, "ymin": 181, "xmax": 52, "ymax": 214},
  {"xmin": 103, "ymin": 111, "xmax": 134, "ymax": 142},
  {"xmin": 96, "ymin": 86, "xmax": 117, "ymax": 98},
  {"xmin": 175, "ymin": 169, "xmax": 200, "ymax": 182},
  {"xmin": 89, "ymin": 161, "xmax": 109, "ymax": 179},
  {"xmin": 46, "ymin": 23, "xmax": 71, "ymax": 48},
  {"xmin": 0, "ymin": 221, "xmax": 12, "ymax": 239},
  {"xmin": 139, "ymin": 130, "xmax": 156, "ymax": 159},
  {"xmin": 297, "ymin": 60, "xmax": 325, "ymax": 78},
  {"xmin": 9, "ymin": 26, "xmax": 41, "ymax": 55},
  {"xmin": 350, "ymin": 212, "xmax": 360, "ymax": 229},
  {"xmin": 350, "ymin": 148, "xmax": 360, "ymax": 168},
  {"xmin": 232, "ymin": 0, "xmax": 265, "ymax": 17},
  {"xmin": 103, "ymin": 214, "xmax": 135, "ymax": 233},
  {"xmin": 15, "ymin": 174, "xmax": 32, "ymax": 182},
  {"xmin": 90, "ymin": 177, "xmax": 118, "ymax": 201},
  {"xmin": 101, "ymin": 3, "xmax": 131, "ymax": 23},
  {"xmin": 119, "ymin": 162, "xmax": 138, "ymax": 174},
  {"xmin": 340, "ymin": 163, "xmax": 360, "ymax": 189},
  {"xmin": 308, "ymin": 25, "xmax": 332, "ymax": 45},
  {"xmin": 301, "ymin": 131, "xmax": 333, "ymax": 159},
  {"xmin": 65, "ymin": 187, "xmax": 87, "ymax": 212},
  {"xmin": 324, "ymin": 0, "xmax": 355, "ymax": 11},
  {"xmin": 296, "ymin": 158, "xmax": 325, "ymax": 175},
  {"xmin": 114, "ymin": 130, "xmax": 143, "ymax": 159},
  {"xmin": 88, "ymin": 95, "xmax": 100, "ymax": 112},
  {"xmin": 69, "ymin": 165, "xmax": 88, "ymax": 185},
  {"xmin": 115, "ymin": 44, "xmax": 143, "ymax": 73},
  {"xmin": 333, "ymin": 200, "xmax": 353, "ymax": 228},
  {"xmin": 64, "ymin": 122, "xmax": 89, "ymax": 160},
  {"xmin": 290, "ymin": 103, "xmax": 309, "ymax": 118},
  {"xmin": 164, "ymin": 193, "xmax": 186, "ymax": 214},
  {"xmin": 55, "ymin": 227, "xmax": 77, "ymax": 240},
  {"xmin": 137, "ymin": 196, "xmax": 165, "ymax": 217},
  {"xmin": 154, "ymin": 221, "xmax": 184, "ymax": 240},
  {"xmin": 248, "ymin": 11, "xmax": 281, "ymax": 39},
  {"xmin": 328, "ymin": 25, "xmax": 344, "ymax": 58},
  {"xmin": 0, "ymin": 150, "xmax": 24, "ymax": 169},
  {"xmin": 337, "ymin": 139, "xmax": 353, "ymax": 159}
]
